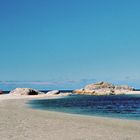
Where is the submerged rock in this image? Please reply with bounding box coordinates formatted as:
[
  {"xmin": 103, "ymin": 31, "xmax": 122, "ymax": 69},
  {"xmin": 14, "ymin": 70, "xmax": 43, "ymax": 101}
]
[
  {"xmin": 10, "ymin": 88, "xmax": 44, "ymax": 95},
  {"xmin": 73, "ymin": 81, "xmax": 134, "ymax": 95}
]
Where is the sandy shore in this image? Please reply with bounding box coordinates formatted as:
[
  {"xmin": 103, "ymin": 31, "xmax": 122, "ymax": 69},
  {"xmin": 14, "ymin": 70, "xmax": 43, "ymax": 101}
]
[{"xmin": 0, "ymin": 95, "xmax": 140, "ymax": 140}]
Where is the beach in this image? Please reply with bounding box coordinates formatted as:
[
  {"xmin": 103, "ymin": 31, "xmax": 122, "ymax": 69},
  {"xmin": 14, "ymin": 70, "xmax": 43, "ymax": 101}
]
[{"xmin": 0, "ymin": 95, "xmax": 140, "ymax": 140}]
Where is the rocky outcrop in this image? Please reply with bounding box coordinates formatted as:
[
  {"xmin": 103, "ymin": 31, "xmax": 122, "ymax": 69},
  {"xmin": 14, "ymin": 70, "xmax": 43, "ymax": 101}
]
[
  {"xmin": 73, "ymin": 82, "xmax": 134, "ymax": 95},
  {"xmin": 10, "ymin": 88, "xmax": 44, "ymax": 95},
  {"xmin": 10, "ymin": 88, "xmax": 73, "ymax": 97},
  {"xmin": 85, "ymin": 82, "xmax": 115, "ymax": 90}
]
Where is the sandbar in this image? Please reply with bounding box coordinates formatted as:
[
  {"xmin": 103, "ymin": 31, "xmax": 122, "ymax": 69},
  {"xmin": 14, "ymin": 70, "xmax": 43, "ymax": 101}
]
[{"xmin": 0, "ymin": 94, "xmax": 140, "ymax": 140}]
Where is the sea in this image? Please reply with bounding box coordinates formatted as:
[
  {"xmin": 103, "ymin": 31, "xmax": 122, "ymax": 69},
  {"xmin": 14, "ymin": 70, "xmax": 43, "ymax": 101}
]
[{"xmin": 28, "ymin": 93, "xmax": 140, "ymax": 120}]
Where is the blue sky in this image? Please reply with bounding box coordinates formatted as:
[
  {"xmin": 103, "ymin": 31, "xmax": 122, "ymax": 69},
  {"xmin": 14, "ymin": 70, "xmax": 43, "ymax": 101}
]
[{"xmin": 0, "ymin": 0, "xmax": 140, "ymax": 89}]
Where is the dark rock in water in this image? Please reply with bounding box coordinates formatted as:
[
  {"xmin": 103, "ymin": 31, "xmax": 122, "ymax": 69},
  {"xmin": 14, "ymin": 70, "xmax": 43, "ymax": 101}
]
[
  {"xmin": 10, "ymin": 88, "xmax": 44, "ymax": 95},
  {"xmin": 0, "ymin": 90, "xmax": 3, "ymax": 94},
  {"xmin": 73, "ymin": 81, "xmax": 134, "ymax": 95}
]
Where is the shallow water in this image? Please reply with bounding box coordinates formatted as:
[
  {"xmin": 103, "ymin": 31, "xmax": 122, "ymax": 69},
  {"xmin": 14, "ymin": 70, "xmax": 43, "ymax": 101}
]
[{"xmin": 28, "ymin": 94, "xmax": 140, "ymax": 120}]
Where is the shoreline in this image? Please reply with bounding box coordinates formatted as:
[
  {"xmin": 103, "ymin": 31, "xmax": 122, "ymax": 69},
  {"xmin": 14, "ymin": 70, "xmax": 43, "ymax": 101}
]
[
  {"xmin": 0, "ymin": 95, "xmax": 140, "ymax": 140},
  {"xmin": 125, "ymin": 91, "xmax": 140, "ymax": 94}
]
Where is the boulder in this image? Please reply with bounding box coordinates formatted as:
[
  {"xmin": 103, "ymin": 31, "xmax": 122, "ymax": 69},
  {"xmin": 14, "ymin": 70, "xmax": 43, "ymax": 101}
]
[
  {"xmin": 58, "ymin": 92, "xmax": 73, "ymax": 96},
  {"xmin": 10, "ymin": 88, "xmax": 44, "ymax": 95},
  {"xmin": 46, "ymin": 90, "xmax": 60, "ymax": 95}
]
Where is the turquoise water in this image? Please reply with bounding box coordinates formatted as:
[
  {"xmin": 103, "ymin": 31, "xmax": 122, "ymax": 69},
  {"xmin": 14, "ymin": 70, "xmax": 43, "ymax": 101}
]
[{"xmin": 28, "ymin": 94, "xmax": 140, "ymax": 120}]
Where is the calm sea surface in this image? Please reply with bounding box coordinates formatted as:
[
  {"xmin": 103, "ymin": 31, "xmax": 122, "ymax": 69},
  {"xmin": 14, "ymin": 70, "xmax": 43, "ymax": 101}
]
[{"xmin": 28, "ymin": 94, "xmax": 140, "ymax": 120}]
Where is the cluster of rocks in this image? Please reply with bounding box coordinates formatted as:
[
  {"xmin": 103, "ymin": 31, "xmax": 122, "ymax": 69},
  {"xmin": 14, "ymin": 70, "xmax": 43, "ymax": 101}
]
[
  {"xmin": 9, "ymin": 82, "xmax": 134, "ymax": 96},
  {"xmin": 73, "ymin": 81, "xmax": 134, "ymax": 95},
  {"xmin": 10, "ymin": 88, "xmax": 44, "ymax": 95},
  {"xmin": 10, "ymin": 88, "xmax": 72, "ymax": 96}
]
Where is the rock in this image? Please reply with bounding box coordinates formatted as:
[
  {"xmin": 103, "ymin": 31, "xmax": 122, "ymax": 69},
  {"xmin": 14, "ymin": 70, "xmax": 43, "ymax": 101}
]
[
  {"xmin": 85, "ymin": 81, "xmax": 115, "ymax": 90},
  {"xmin": 73, "ymin": 81, "xmax": 134, "ymax": 95},
  {"xmin": 115, "ymin": 85, "xmax": 134, "ymax": 91},
  {"xmin": 46, "ymin": 90, "xmax": 60, "ymax": 95},
  {"xmin": 114, "ymin": 85, "xmax": 134, "ymax": 94},
  {"xmin": 73, "ymin": 89, "xmax": 85, "ymax": 94},
  {"xmin": 10, "ymin": 88, "xmax": 44, "ymax": 95},
  {"xmin": 58, "ymin": 92, "xmax": 73, "ymax": 96},
  {"xmin": 0, "ymin": 90, "xmax": 3, "ymax": 94},
  {"xmin": 46, "ymin": 90, "xmax": 73, "ymax": 96},
  {"xmin": 73, "ymin": 89, "xmax": 95, "ymax": 95}
]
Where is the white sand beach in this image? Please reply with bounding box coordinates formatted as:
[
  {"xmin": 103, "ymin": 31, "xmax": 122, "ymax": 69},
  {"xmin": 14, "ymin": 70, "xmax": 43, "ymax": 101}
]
[{"xmin": 0, "ymin": 94, "xmax": 140, "ymax": 140}]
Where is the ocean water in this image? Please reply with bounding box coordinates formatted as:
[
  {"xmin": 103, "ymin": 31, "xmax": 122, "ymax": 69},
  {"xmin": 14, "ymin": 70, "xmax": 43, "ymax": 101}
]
[{"xmin": 28, "ymin": 94, "xmax": 140, "ymax": 120}]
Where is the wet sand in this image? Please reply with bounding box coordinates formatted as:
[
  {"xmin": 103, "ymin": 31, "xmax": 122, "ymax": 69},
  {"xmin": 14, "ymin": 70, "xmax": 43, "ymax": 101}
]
[{"xmin": 0, "ymin": 95, "xmax": 140, "ymax": 140}]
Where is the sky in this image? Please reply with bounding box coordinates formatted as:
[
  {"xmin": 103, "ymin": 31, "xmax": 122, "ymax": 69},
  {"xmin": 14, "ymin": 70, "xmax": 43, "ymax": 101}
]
[{"xmin": 0, "ymin": 0, "xmax": 140, "ymax": 89}]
